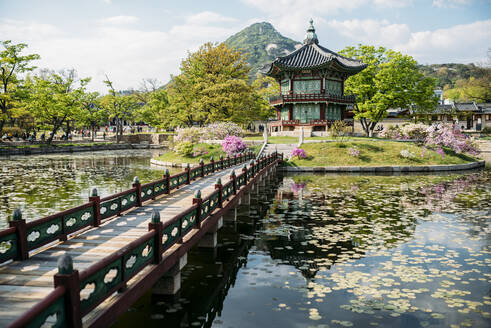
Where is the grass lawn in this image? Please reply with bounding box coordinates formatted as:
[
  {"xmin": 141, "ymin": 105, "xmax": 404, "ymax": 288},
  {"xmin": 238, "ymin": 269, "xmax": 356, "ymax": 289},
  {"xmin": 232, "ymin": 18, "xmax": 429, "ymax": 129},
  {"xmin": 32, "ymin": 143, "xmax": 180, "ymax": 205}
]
[
  {"xmin": 155, "ymin": 143, "xmax": 261, "ymax": 165},
  {"xmin": 285, "ymin": 141, "xmax": 477, "ymax": 167},
  {"xmin": 244, "ymin": 136, "xmax": 373, "ymax": 144}
]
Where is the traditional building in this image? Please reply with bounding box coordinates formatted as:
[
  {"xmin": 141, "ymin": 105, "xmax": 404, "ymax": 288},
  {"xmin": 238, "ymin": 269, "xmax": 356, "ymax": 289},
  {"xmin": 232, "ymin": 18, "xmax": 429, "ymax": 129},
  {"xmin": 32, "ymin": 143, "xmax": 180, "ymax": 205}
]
[{"xmin": 261, "ymin": 19, "xmax": 367, "ymax": 136}]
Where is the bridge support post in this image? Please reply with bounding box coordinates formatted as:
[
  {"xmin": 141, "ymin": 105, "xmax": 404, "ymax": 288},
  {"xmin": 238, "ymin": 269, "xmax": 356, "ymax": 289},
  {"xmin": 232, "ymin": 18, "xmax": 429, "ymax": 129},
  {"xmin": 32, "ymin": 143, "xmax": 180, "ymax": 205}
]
[
  {"xmin": 223, "ymin": 206, "xmax": 237, "ymax": 222},
  {"xmin": 198, "ymin": 217, "xmax": 222, "ymax": 248},
  {"xmin": 152, "ymin": 254, "xmax": 187, "ymax": 296}
]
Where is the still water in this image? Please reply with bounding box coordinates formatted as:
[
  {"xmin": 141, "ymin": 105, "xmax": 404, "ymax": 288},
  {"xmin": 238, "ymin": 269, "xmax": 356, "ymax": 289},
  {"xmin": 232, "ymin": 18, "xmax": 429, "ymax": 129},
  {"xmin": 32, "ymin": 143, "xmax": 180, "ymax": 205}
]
[
  {"xmin": 114, "ymin": 170, "xmax": 490, "ymax": 328},
  {"xmin": 0, "ymin": 149, "xmax": 175, "ymax": 228}
]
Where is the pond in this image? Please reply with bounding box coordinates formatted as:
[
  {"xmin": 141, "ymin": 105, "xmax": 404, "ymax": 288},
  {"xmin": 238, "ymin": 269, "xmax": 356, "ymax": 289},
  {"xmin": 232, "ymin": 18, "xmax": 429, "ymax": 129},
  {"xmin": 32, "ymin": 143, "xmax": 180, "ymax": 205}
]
[
  {"xmin": 114, "ymin": 169, "xmax": 490, "ymax": 328},
  {"xmin": 0, "ymin": 149, "xmax": 177, "ymax": 228}
]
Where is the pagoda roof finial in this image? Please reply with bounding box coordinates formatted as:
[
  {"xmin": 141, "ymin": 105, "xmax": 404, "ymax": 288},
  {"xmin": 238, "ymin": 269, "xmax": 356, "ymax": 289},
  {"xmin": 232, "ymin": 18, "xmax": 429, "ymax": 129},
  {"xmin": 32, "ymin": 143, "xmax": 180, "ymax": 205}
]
[{"xmin": 304, "ymin": 18, "xmax": 319, "ymax": 45}]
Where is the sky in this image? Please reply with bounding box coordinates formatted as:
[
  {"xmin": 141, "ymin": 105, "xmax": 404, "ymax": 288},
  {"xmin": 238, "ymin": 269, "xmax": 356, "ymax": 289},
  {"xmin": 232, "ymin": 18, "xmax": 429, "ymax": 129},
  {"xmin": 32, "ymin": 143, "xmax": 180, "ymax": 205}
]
[{"xmin": 1, "ymin": 0, "xmax": 490, "ymax": 92}]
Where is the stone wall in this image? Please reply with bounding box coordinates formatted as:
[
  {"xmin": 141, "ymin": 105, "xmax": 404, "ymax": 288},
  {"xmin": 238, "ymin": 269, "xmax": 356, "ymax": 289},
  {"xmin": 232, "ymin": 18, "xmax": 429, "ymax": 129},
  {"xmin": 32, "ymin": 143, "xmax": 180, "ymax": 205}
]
[{"xmin": 120, "ymin": 133, "xmax": 171, "ymax": 144}]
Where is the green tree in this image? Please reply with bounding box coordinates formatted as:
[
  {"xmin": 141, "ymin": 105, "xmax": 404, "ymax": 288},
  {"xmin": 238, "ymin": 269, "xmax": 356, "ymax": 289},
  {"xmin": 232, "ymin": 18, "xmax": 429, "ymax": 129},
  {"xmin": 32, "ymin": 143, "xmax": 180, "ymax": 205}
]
[
  {"xmin": 100, "ymin": 76, "xmax": 138, "ymax": 143},
  {"xmin": 167, "ymin": 42, "xmax": 267, "ymax": 127},
  {"xmin": 0, "ymin": 40, "xmax": 40, "ymax": 134},
  {"xmin": 136, "ymin": 89, "xmax": 169, "ymax": 129},
  {"xmin": 444, "ymin": 74, "xmax": 491, "ymax": 102},
  {"xmin": 26, "ymin": 69, "xmax": 89, "ymax": 144},
  {"xmin": 76, "ymin": 92, "xmax": 107, "ymax": 141},
  {"xmin": 340, "ymin": 45, "xmax": 438, "ymax": 136}
]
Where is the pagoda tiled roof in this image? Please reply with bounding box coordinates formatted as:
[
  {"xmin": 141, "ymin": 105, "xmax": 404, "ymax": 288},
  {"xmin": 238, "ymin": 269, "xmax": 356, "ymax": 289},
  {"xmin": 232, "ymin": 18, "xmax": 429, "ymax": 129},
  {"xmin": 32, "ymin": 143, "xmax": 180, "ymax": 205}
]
[{"xmin": 260, "ymin": 43, "xmax": 367, "ymax": 75}]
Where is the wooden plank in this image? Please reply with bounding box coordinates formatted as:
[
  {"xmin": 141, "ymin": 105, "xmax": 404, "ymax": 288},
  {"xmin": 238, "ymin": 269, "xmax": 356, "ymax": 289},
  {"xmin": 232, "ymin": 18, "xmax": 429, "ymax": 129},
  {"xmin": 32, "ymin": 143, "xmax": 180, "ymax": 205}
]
[{"xmin": 0, "ymin": 273, "xmax": 53, "ymax": 287}]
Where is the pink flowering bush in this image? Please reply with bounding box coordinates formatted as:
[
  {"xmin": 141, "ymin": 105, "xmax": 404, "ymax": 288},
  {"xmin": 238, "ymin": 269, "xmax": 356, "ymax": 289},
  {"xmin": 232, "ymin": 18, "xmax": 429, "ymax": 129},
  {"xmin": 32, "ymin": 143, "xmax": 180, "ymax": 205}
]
[
  {"xmin": 202, "ymin": 122, "xmax": 244, "ymax": 140},
  {"xmin": 221, "ymin": 135, "xmax": 247, "ymax": 155},
  {"xmin": 348, "ymin": 147, "xmax": 360, "ymax": 157},
  {"xmin": 425, "ymin": 124, "xmax": 479, "ymax": 156},
  {"xmin": 378, "ymin": 123, "xmax": 428, "ymax": 141},
  {"xmin": 173, "ymin": 126, "xmax": 202, "ymax": 144},
  {"xmin": 290, "ymin": 147, "xmax": 307, "ymax": 160}
]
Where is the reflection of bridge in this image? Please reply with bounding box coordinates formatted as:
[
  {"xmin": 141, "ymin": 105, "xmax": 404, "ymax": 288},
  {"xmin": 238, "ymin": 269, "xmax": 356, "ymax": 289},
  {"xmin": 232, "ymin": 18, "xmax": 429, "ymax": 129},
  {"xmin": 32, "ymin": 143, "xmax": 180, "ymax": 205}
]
[{"xmin": 0, "ymin": 152, "xmax": 282, "ymax": 327}]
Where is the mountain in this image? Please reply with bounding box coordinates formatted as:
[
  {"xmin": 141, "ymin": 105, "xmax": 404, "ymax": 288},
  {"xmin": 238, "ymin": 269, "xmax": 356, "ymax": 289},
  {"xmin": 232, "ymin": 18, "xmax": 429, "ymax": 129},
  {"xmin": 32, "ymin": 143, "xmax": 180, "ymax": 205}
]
[
  {"xmin": 418, "ymin": 63, "xmax": 489, "ymax": 89},
  {"xmin": 224, "ymin": 22, "xmax": 302, "ymax": 80}
]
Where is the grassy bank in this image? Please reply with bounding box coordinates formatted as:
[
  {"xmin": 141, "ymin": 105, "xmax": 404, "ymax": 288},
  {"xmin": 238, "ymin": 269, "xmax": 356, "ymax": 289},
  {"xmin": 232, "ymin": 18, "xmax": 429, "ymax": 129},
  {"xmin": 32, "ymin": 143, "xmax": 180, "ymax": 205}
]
[
  {"xmin": 244, "ymin": 136, "xmax": 369, "ymax": 144},
  {"xmin": 155, "ymin": 143, "xmax": 261, "ymax": 165},
  {"xmin": 285, "ymin": 141, "xmax": 477, "ymax": 167}
]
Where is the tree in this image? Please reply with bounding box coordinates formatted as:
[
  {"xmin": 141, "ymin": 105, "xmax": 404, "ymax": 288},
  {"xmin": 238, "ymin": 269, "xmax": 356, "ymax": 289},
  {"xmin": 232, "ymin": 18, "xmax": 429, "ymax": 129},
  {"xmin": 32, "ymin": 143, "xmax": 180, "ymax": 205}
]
[
  {"xmin": 0, "ymin": 40, "xmax": 40, "ymax": 134},
  {"xmin": 339, "ymin": 45, "xmax": 438, "ymax": 136},
  {"xmin": 444, "ymin": 74, "xmax": 491, "ymax": 103},
  {"xmin": 167, "ymin": 42, "xmax": 267, "ymax": 127},
  {"xmin": 26, "ymin": 69, "xmax": 89, "ymax": 144},
  {"xmin": 136, "ymin": 89, "xmax": 169, "ymax": 129},
  {"xmin": 100, "ymin": 76, "xmax": 138, "ymax": 143},
  {"xmin": 76, "ymin": 92, "xmax": 107, "ymax": 141}
]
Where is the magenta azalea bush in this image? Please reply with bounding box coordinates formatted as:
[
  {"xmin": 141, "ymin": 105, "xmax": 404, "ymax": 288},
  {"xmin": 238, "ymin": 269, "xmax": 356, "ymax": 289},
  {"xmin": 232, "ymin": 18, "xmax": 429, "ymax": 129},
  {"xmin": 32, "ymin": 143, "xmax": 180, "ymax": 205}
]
[
  {"xmin": 221, "ymin": 135, "xmax": 247, "ymax": 155},
  {"xmin": 290, "ymin": 147, "xmax": 307, "ymax": 160}
]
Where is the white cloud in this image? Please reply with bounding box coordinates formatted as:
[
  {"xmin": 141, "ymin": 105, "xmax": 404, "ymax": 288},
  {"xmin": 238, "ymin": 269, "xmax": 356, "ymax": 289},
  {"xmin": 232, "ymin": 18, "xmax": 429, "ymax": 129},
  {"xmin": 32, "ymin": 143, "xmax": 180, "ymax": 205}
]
[
  {"xmin": 99, "ymin": 15, "xmax": 139, "ymax": 25},
  {"xmin": 373, "ymin": 0, "xmax": 413, "ymax": 7},
  {"xmin": 432, "ymin": 0, "xmax": 472, "ymax": 8},
  {"xmin": 327, "ymin": 18, "xmax": 491, "ymax": 64},
  {"xmin": 0, "ymin": 12, "xmax": 242, "ymax": 93},
  {"xmin": 185, "ymin": 11, "xmax": 238, "ymax": 24}
]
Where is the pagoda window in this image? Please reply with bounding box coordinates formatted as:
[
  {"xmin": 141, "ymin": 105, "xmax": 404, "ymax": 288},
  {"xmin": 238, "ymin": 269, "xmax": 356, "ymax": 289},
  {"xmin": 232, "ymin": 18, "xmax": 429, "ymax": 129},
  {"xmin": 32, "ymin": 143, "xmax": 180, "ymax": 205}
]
[
  {"xmin": 280, "ymin": 80, "xmax": 290, "ymax": 95},
  {"xmin": 326, "ymin": 103, "xmax": 342, "ymax": 120},
  {"xmin": 325, "ymin": 79, "xmax": 342, "ymax": 95},
  {"xmin": 293, "ymin": 103, "xmax": 320, "ymax": 123},
  {"xmin": 280, "ymin": 107, "xmax": 289, "ymax": 120},
  {"xmin": 293, "ymin": 79, "xmax": 321, "ymax": 94}
]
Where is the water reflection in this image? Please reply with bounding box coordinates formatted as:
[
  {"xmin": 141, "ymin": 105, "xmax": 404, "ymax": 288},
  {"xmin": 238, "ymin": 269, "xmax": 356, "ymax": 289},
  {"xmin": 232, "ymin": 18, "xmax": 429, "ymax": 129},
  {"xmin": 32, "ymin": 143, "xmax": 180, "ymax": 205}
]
[
  {"xmin": 114, "ymin": 170, "xmax": 490, "ymax": 328},
  {"xmin": 0, "ymin": 149, "xmax": 177, "ymax": 227}
]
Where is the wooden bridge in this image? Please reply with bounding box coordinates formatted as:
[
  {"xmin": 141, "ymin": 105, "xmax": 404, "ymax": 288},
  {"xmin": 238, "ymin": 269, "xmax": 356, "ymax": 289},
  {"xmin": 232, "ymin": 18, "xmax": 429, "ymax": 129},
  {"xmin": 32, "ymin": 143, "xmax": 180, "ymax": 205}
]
[{"xmin": 0, "ymin": 152, "xmax": 282, "ymax": 327}]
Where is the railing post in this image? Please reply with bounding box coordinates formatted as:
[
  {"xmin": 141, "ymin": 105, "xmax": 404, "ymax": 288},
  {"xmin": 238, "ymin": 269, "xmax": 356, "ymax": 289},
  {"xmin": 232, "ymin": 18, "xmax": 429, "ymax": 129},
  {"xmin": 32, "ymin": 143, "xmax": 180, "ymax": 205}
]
[
  {"xmin": 210, "ymin": 157, "xmax": 215, "ymax": 173},
  {"xmin": 192, "ymin": 190, "xmax": 202, "ymax": 229},
  {"xmin": 132, "ymin": 176, "xmax": 142, "ymax": 207},
  {"xmin": 219, "ymin": 155, "xmax": 224, "ymax": 170},
  {"xmin": 215, "ymin": 178, "xmax": 223, "ymax": 208},
  {"xmin": 226, "ymin": 155, "xmax": 230, "ymax": 168},
  {"xmin": 185, "ymin": 163, "xmax": 191, "ymax": 185},
  {"xmin": 164, "ymin": 169, "xmax": 170, "ymax": 194},
  {"xmin": 89, "ymin": 188, "xmax": 101, "ymax": 227},
  {"xmin": 148, "ymin": 210, "xmax": 163, "ymax": 264},
  {"xmin": 242, "ymin": 164, "xmax": 248, "ymax": 183},
  {"xmin": 54, "ymin": 255, "xmax": 82, "ymax": 328},
  {"xmin": 249, "ymin": 160, "xmax": 255, "ymax": 177},
  {"xmin": 230, "ymin": 170, "xmax": 237, "ymax": 195},
  {"xmin": 9, "ymin": 209, "xmax": 28, "ymax": 261},
  {"xmin": 199, "ymin": 158, "xmax": 204, "ymax": 177}
]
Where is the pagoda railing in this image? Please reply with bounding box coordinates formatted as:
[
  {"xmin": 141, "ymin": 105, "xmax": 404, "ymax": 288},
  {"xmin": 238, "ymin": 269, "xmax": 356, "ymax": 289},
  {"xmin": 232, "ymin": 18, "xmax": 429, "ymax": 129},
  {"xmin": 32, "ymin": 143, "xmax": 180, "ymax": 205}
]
[{"xmin": 269, "ymin": 92, "xmax": 356, "ymax": 104}]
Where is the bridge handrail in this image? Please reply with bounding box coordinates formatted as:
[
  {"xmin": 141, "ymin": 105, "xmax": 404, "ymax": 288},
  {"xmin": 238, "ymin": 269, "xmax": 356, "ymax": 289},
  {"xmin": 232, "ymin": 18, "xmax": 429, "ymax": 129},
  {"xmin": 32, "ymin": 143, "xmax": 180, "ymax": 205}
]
[
  {"xmin": 7, "ymin": 151, "xmax": 279, "ymax": 328},
  {"xmin": 0, "ymin": 151, "xmax": 255, "ymax": 266},
  {"xmin": 9, "ymin": 286, "xmax": 67, "ymax": 328}
]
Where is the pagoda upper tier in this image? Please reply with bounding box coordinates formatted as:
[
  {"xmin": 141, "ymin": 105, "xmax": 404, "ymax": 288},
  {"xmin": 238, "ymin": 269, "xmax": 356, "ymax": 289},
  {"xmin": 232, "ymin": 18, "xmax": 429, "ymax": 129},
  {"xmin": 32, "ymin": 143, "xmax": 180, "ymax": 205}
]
[{"xmin": 260, "ymin": 20, "xmax": 366, "ymax": 78}]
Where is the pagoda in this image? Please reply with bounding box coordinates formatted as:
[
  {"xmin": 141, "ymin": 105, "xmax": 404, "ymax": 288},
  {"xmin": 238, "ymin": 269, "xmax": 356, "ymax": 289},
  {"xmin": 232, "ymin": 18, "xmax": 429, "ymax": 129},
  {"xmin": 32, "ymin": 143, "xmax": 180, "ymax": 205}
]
[{"xmin": 261, "ymin": 19, "xmax": 366, "ymax": 136}]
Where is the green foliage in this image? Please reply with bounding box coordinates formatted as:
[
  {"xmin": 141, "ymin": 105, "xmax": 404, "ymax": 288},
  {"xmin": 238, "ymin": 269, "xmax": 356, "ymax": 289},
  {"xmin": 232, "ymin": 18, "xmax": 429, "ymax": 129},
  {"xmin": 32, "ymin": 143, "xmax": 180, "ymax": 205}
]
[
  {"xmin": 339, "ymin": 45, "xmax": 438, "ymax": 136},
  {"xmin": 444, "ymin": 74, "xmax": 491, "ymax": 102},
  {"xmin": 167, "ymin": 42, "xmax": 272, "ymax": 127},
  {"xmin": 329, "ymin": 121, "xmax": 351, "ymax": 142},
  {"xmin": 224, "ymin": 22, "xmax": 301, "ymax": 81},
  {"xmin": 418, "ymin": 63, "xmax": 489, "ymax": 89},
  {"xmin": 136, "ymin": 89, "xmax": 169, "ymax": 128},
  {"xmin": 0, "ymin": 40, "xmax": 40, "ymax": 134},
  {"xmin": 25, "ymin": 69, "xmax": 89, "ymax": 143},
  {"xmin": 174, "ymin": 141, "xmax": 194, "ymax": 156}
]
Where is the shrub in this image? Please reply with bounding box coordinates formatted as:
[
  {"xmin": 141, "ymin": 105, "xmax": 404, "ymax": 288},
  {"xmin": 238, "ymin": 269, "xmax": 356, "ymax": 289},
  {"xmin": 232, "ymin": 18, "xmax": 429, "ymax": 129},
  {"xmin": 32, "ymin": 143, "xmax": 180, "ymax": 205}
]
[
  {"xmin": 174, "ymin": 141, "xmax": 194, "ymax": 156},
  {"xmin": 379, "ymin": 123, "xmax": 428, "ymax": 141},
  {"xmin": 425, "ymin": 124, "xmax": 479, "ymax": 155},
  {"xmin": 348, "ymin": 147, "xmax": 360, "ymax": 157},
  {"xmin": 173, "ymin": 127, "xmax": 202, "ymax": 144},
  {"xmin": 202, "ymin": 122, "xmax": 244, "ymax": 140},
  {"xmin": 221, "ymin": 136, "xmax": 247, "ymax": 155},
  {"xmin": 290, "ymin": 147, "xmax": 307, "ymax": 160},
  {"xmin": 330, "ymin": 121, "xmax": 350, "ymax": 141},
  {"xmin": 399, "ymin": 149, "xmax": 415, "ymax": 158},
  {"xmin": 192, "ymin": 146, "xmax": 208, "ymax": 158}
]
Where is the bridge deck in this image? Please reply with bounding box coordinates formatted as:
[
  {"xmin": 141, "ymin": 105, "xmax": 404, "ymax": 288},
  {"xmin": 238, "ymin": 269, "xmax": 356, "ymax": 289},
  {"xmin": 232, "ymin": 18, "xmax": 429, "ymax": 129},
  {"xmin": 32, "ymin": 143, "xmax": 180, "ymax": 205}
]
[{"xmin": 0, "ymin": 164, "xmax": 243, "ymax": 327}]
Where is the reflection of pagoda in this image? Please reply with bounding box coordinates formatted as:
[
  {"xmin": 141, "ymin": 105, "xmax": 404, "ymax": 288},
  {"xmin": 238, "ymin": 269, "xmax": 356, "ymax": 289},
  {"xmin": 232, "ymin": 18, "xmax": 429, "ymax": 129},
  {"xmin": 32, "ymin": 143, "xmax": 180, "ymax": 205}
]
[{"xmin": 261, "ymin": 19, "xmax": 366, "ymax": 136}]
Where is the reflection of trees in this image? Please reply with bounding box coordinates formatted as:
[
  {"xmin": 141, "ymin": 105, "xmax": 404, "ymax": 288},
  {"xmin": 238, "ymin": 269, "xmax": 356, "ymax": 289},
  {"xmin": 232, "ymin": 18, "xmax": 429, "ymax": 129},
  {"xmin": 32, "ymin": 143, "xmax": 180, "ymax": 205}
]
[{"xmin": 0, "ymin": 150, "xmax": 165, "ymax": 226}]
